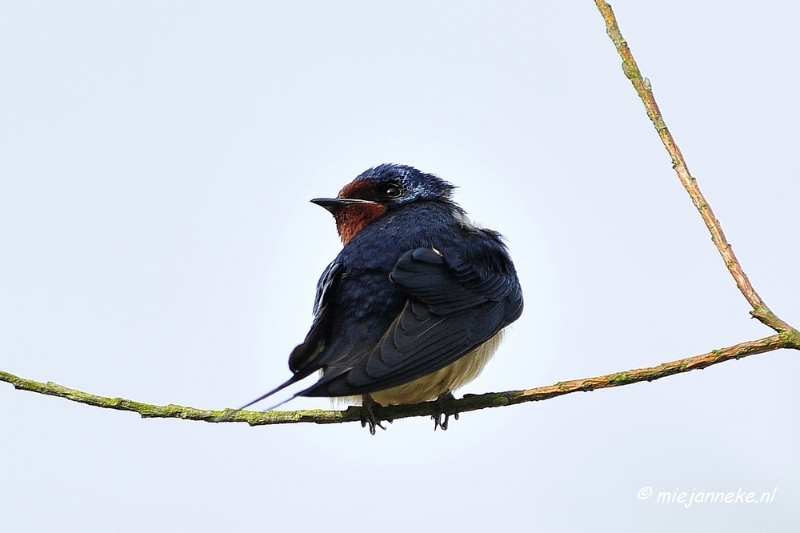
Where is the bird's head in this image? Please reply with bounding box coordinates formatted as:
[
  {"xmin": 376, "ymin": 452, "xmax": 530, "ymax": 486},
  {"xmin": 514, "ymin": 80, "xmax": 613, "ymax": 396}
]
[{"xmin": 312, "ymin": 164, "xmax": 456, "ymax": 245}]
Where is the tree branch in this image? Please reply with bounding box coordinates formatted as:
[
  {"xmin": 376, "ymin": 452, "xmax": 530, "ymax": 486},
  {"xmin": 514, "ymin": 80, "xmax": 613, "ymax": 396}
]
[
  {"xmin": 2, "ymin": 2, "xmax": 797, "ymax": 427},
  {"xmin": 0, "ymin": 334, "xmax": 790, "ymax": 426},
  {"xmin": 594, "ymin": 0, "xmax": 797, "ymax": 336}
]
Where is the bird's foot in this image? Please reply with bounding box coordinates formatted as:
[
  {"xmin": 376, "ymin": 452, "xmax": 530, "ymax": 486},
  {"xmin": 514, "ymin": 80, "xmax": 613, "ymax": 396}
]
[
  {"xmin": 432, "ymin": 391, "xmax": 459, "ymax": 431},
  {"xmin": 361, "ymin": 394, "xmax": 388, "ymax": 435}
]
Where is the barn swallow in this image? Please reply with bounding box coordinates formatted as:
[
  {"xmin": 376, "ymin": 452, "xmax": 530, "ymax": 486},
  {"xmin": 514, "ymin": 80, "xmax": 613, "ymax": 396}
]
[{"xmin": 237, "ymin": 164, "xmax": 523, "ymax": 433}]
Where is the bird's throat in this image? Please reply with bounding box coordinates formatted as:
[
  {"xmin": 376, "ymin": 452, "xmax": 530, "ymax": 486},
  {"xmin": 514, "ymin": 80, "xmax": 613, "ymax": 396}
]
[{"xmin": 334, "ymin": 203, "xmax": 387, "ymax": 245}]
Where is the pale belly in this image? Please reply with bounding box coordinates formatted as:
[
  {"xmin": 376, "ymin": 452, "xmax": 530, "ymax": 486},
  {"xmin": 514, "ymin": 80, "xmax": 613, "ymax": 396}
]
[{"xmin": 336, "ymin": 331, "xmax": 504, "ymax": 406}]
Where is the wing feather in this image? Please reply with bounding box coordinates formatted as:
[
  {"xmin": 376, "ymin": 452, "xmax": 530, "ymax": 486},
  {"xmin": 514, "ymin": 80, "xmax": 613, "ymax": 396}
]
[{"xmin": 302, "ymin": 244, "xmax": 522, "ymax": 397}]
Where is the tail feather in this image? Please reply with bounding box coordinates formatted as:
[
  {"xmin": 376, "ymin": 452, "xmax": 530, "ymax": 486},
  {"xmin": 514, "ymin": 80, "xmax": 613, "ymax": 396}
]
[{"xmin": 216, "ymin": 374, "xmax": 305, "ymax": 422}]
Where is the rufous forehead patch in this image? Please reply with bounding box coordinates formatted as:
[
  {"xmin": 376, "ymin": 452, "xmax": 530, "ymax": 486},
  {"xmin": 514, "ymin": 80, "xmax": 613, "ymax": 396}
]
[{"xmin": 338, "ymin": 179, "xmax": 371, "ymax": 199}]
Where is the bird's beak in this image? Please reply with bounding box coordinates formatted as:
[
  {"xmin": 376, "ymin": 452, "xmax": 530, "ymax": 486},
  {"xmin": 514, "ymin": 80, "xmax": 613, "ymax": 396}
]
[{"xmin": 310, "ymin": 197, "xmax": 378, "ymax": 214}]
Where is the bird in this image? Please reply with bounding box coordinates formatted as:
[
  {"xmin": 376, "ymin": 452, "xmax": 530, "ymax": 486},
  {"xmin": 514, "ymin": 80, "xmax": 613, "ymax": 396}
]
[{"xmin": 235, "ymin": 164, "xmax": 523, "ymax": 433}]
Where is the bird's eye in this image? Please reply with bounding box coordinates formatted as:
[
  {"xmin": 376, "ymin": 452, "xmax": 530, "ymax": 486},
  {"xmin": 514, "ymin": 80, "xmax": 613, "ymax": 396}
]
[{"xmin": 382, "ymin": 183, "xmax": 402, "ymax": 198}]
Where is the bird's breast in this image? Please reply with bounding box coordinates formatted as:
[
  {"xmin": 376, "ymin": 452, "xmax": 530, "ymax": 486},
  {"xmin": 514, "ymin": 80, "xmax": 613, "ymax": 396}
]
[{"xmin": 338, "ymin": 331, "xmax": 504, "ymax": 406}]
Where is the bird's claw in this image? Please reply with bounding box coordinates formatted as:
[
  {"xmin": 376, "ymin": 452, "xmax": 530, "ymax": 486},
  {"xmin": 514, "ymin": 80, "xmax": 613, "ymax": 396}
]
[
  {"xmin": 432, "ymin": 391, "xmax": 459, "ymax": 431},
  {"xmin": 361, "ymin": 415, "xmax": 386, "ymax": 436},
  {"xmin": 361, "ymin": 394, "xmax": 387, "ymax": 435},
  {"xmin": 432, "ymin": 412, "xmax": 460, "ymax": 431}
]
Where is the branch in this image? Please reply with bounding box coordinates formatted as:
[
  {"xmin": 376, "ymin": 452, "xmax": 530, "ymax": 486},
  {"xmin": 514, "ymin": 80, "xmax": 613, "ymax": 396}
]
[
  {"xmin": 0, "ymin": 333, "xmax": 791, "ymax": 426},
  {"xmin": 594, "ymin": 0, "xmax": 797, "ymax": 336},
  {"xmin": 2, "ymin": 2, "xmax": 798, "ymax": 427}
]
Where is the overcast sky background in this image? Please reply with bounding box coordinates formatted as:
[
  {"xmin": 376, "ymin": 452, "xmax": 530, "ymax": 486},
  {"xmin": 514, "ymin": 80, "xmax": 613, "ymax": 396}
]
[{"xmin": 2, "ymin": 1, "xmax": 799, "ymax": 531}]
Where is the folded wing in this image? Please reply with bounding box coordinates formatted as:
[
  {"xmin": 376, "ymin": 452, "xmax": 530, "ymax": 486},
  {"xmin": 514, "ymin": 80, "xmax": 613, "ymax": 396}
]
[{"xmin": 304, "ymin": 246, "xmax": 523, "ymax": 397}]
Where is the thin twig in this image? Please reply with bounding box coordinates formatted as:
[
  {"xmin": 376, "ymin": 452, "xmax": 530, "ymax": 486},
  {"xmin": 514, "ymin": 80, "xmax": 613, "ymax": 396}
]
[
  {"xmin": 593, "ymin": 0, "xmax": 796, "ymax": 336},
  {"xmin": 0, "ymin": 334, "xmax": 788, "ymax": 426}
]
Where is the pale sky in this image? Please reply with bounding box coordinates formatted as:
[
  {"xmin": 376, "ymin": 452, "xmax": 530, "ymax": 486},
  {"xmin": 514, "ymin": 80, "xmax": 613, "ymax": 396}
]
[{"xmin": 2, "ymin": 1, "xmax": 798, "ymax": 531}]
